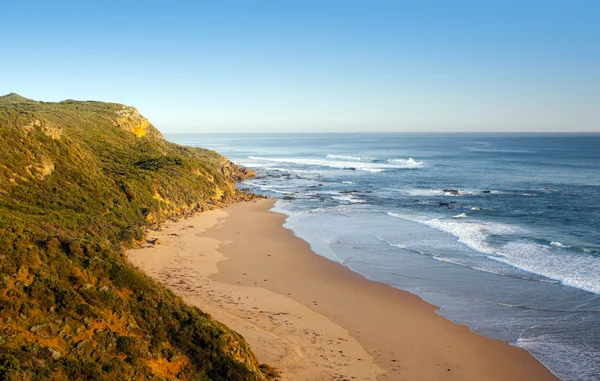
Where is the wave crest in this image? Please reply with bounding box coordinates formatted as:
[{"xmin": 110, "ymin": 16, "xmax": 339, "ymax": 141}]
[
  {"xmin": 248, "ymin": 156, "xmax": 425, "ymax": 172},
  {"xmin": 385, "ymin": 212, "xmax": 600, "ymax": 294},
  {"xmin": 326, "ymin": 154, "xmax": 363, "ymax": 161},
  {"xmin": 387, "ymin": 157, "xmax": 425, "ymax": 167}
]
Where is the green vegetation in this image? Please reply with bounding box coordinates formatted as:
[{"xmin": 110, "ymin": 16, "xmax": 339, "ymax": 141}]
[{"xmin": 0, "ymin": 93, "xmax": 266, "ymax": 380}]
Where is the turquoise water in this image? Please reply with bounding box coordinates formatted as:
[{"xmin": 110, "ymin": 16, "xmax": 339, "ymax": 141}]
[{"xmin": 168, "ymin": 133, "xmax": 600, "ymax": 380}]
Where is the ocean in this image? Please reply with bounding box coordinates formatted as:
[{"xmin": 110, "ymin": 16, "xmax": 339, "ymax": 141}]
[{"xmin": 167, "ymin": 133, "xmax": 600, "ymax": 381}]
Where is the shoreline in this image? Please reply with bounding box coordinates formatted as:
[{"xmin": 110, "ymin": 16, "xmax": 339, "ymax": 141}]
[{"xmin": 128, "ymin": 198, "xmax": 559, "ymax": 380}]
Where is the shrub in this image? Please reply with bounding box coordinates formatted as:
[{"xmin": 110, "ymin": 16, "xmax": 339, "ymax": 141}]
[{"xmin": 0, "ymin": 94, "xmax": 263, "ymax": 380}]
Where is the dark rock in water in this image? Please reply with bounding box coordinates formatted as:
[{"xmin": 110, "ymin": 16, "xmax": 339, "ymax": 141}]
[
  {"xmin": 482, "ymin": 190, "xmax": 491, "ymax": 193},
  {"xmin": 282, "ymin": 196, "xmax": 295, "ymax": 200},
  {"xmin": 450, "ymin": 201, "xmax": 457, "ymax": 204},
  {"xmin": 443, "ymin": 189, "xmax": 460, "ymax": 195},
  {"xmin": 439, "ymin": 202, "xmax": 450, "ymax": 206},
  {"xmin": 317, "ymin": 184, "xmax": 323, "ymax": 187},
  {"xmin": 340, "ymin": 190, "xmax": 359, "ymax": 194},
  {"xmin": 347, "ymin": 167, "xmax": 356, "ymax": 170}
]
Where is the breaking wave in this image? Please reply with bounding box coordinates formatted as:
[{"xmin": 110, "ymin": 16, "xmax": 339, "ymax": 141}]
[{"xmin": 385, "ymin": 212, "xmax": 600, "ymax": 294}]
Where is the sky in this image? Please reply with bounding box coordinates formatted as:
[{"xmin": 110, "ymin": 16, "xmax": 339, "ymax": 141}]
[{"xmin": 1, "ymin": 0, "xmax": 599, "ymax": 133}]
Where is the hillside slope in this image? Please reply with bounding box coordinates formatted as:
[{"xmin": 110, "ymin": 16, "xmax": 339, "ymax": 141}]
[{"xmin": 0, "ymin": 94, "xmax": 266, "ymax": 380}]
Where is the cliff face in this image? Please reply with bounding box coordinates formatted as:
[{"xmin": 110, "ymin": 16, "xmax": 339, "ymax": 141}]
[{"xmin": 0, "ymin": 94, "xmax": 265, "ymax": 380}]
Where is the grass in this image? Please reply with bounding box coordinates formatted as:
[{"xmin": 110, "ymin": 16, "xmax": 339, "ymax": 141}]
[{"xmin": 0, "ymin": 94, "xmax": 265, "ymax": 380}]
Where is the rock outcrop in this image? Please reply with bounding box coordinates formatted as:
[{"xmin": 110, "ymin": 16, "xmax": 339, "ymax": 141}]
[{"xmin": 0, "ymin": 94, "xmax": 268, "ymax": 381}]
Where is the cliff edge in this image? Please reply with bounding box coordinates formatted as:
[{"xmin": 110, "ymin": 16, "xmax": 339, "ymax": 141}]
[{"xmin": 0, "ymin": 94, "xmax": 267, "ymax": 380}]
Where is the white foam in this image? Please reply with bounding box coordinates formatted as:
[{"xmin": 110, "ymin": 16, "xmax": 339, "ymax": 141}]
[
  {"xmin": 392, "ymin": 188, "xmax": 473, "ymax": 197},
  {"xmin": 517, "ymin": 335, "xmax": 599, "ymax": 381},
  {"xmin": 326, "ymin": 154, "xmax": 363, "ymax": 161},
  {"xmin": 332, "ymin": 195, "xmax": 366, "ymax": 204},
  {"xmin": 550, "ymin": 241, "xmax": 569, "ymax": 248},
  {"xmin": 251, "ymin": 184, "xmax": 294, "ymax": 195},
  {"xmin": 453, "ymin": 213, "xmax": 469, "ymax": 218},
  {"xmin": 445, "ymin": 190, "xmax": 475, "ymax": 196},
  {"xmin": 432, "ymin": 256, "xmax": 510, "ymax": 277},
  {"xmin": 342, "ymin": 181, "xmax": 353, "ymax": 184},
  {"xmin": 248, "ymin": 156, "xmax": 425, "ymax": 172},
  {"xmin": 470, "ymin": 207, "xmax": 481, "ymax": 211},
  {"xmin": 387, "ymin": 211, "xmax": 423, "ymax": 221},
  {"xmin": 387, "ymin": 157, "xmax": 425, "ymax": 167},
  {"xmin": 236, "ymin": 162, "xmax": 271, "ymax": 168},
  {"xmin": 402, "ymin": 189, "xmax": 444, "ymax": 197},
  {"xmin": 421, "ymin": 218, "xmax": 524, "ymax": 254},
  {"xmin": 493, "ymin": 242, "xmax": 600, "ymax": 294},
  {"xmin": 386, "ymin": 212, "xmax": 600, "ymax": 294}
]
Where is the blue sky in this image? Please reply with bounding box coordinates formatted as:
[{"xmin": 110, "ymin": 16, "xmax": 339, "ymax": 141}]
[{"xmin": 1, "ymin": 0, "xmax": 598, "ymax": 132}]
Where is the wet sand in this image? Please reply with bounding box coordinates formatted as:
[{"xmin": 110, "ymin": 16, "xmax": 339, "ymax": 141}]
[{"xmin": 128, "ymin": 198, "xmax": 559, "ymax": 380}]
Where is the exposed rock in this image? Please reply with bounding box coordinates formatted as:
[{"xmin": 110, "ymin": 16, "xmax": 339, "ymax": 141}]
[
  {"xmin": 482, "ymin": 190, "xmax": 491, "ymax": 193},
  {"xmin": 50, "ymin": 348, "xmax": 62, "ymax": 360},
  {"xmin": 29, "ymin": 324, "xmax": 45, "ymax": 333},
  {"xmin": 24, "ymin": 156, "xmax": 54, "ymax": 180},
  {"xmin": 41, "ymin": 123, "xmax": 63, "ymax": 139},
  {"xmin": 221, "ymin": 160, "xmax": 256, "ymax": 182},
  {"xmin": 114, "ymin": 106, "xmax": 161, "ymax": 139},
  {"xmin": 22, "ymin": 118, "xmax": 41, "ymax": 133},
  {"xmin": 0, "ymin": 94, "xmax": 269, "ymax": 380}
]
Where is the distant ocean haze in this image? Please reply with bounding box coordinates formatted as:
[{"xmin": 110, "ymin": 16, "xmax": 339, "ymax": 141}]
[{"xmin": 167, "ymin": 133, "xmax": 600, "ymax": 381}]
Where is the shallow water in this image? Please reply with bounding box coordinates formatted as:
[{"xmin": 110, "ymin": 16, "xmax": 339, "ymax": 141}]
[{"xmin": 167, "ymin": 133, "xmax": 600, "ymax": 381}]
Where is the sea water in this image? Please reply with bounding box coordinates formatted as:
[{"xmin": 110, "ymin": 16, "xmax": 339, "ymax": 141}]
[{"xmin": 167, "ymin": 133, "xmax": 600, "ymax": 381}]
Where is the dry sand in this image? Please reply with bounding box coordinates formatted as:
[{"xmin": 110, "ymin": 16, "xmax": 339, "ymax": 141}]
[{"xmin": 127, "ymin": 198, "xmax": 559, "ymax": 381}]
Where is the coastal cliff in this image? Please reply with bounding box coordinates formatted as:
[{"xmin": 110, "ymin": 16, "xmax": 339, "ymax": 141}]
[{"xmin": 0, "ymin": 94, "xmax": 266, "ymax": 380}]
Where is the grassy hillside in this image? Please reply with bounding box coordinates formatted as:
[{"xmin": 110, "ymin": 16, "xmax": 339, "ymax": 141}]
[{"xmin": 0, "ymin": 94, "xmax": 267, "ymax": 380}]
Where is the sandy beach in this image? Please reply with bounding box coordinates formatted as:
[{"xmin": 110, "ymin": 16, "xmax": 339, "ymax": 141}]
[{"xmin": 127, "ymin": 198, "xmax": 559, "ymax": 381}]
